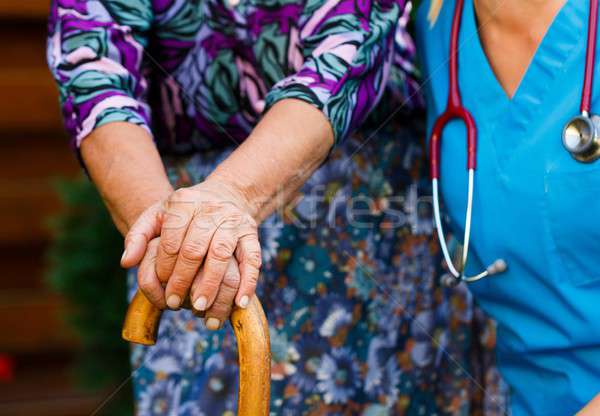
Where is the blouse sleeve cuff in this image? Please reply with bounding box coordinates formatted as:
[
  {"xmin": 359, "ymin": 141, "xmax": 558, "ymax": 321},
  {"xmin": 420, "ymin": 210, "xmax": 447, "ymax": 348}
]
[
  {"xmin": 63, "ymin": 90, "xmax": 152, "ymax": 150},
  {"xmin": 264, "ymin": 76, "xmax": 346, "ymax": 145}
]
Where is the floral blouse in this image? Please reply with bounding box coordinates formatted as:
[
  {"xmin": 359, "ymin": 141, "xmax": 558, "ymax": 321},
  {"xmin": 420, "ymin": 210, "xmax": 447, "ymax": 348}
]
[{"xmin": 47, "ymin": 0, "xmax": 417, "ymax": 157}]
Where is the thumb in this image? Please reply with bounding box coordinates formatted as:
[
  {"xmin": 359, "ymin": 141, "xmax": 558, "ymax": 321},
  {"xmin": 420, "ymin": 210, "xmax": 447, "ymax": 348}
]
[{"xmin": 121, "ymin": 203, "xmax": 164, "ymax": 268}]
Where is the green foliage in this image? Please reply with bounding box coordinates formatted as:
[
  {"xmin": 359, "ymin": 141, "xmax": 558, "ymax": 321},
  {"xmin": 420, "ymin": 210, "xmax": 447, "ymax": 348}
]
[{"xmin": 45, "ymin": 176, "xmax": 133, "ymax": 414}]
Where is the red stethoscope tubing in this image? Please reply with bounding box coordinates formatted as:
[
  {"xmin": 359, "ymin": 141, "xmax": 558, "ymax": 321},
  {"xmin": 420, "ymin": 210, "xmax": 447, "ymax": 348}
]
[
  {"xmin": 428, "ymin": 0, "xmax": 476, "ymax": 180},
  {"xmin": 430, "ymin": 0, "xmax": 598, "ymax": 284},
  {"xmin": 582, "ymin": 0, "xmax": 598, "ymax": 114}
]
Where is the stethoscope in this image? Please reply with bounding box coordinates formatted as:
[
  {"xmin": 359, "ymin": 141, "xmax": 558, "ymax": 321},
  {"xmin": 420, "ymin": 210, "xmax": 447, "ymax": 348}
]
[{"xmin": 431, "ymin": 0, "xmax": 599, "ymax": 287}]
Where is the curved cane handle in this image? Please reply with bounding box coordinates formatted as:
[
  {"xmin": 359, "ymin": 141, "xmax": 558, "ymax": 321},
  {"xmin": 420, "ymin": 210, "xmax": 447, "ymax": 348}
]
[
  {"xmin": 121, "ymin": 290, "xmax": 162, "ymax": 345},
  {"xmin": 122, "ymin": 289, "xmax": 271, "ymax": 416}
]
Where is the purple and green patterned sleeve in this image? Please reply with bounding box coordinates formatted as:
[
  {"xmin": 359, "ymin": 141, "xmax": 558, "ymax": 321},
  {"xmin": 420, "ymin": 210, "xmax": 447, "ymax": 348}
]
[
  {"xmin": 264, "ymin": 0, "xmax": 410, "ymax": 145},
  {"xmin": 47, "ymin": 0, "xmax": 153, "ymax": 153}
]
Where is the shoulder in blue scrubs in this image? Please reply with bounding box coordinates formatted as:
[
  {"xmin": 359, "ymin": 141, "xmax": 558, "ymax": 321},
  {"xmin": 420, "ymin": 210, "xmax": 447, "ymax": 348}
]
[{"xmin": 416, "ymin": 1, "xmax": 600, "ymax": 414}]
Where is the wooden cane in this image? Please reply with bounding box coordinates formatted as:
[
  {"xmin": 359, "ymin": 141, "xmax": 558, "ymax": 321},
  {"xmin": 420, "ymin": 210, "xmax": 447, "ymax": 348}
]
[{"xmin": 122, "ymin": 290, "xmax": 271, "ymax": 415}]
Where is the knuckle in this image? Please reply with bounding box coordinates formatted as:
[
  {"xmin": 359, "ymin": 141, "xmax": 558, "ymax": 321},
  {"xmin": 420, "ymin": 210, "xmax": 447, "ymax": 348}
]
[
  {"xmin": 191, "ymin": 217, "xmax": 213, "ymax": 232},
  {"xmin": 245, "ymin": 273, "xmax": 259, "ymax": 287},
  {"xmin": 210, "ymin": 298, "xmax": 233, "ymax": 316},
  {"xmin": 138, "ymin": 267, "xmax": 151, "ymax": 283},
  {"xmin": 169, "ymin": 276, "xmax": 191, "ymax": 293},
  {"xmin": 137, "ymin": 259, "xmax": 149, "ymax": 275},
  {"xmin": 222, "ymin": 273, "xmax": 241, "ymax": 290},
  {"xmin": 223, "ymin": 213, "xmax": 243, "ymax": 227},
  {"xmin": 180, "ymin": 243, "xmax": 206, "ymax": 262},
  {"xmin": 139, "ymin": 278, "xmax": 152, "ymax": 292},
  {"xmin": 245, "ymin": 250, "xmax": 262, "ymax": 268},
  {"xmin": 198, "ymin": 200, "xmax": 220, "ymax": 212},
  {"xmin": 213, "ymin": 294, "xmax": 233, "ymax": 309},
  {"xmin": 210, "ymin": 240, "xmax": 235, "ymax": 261},
  {"xmin": 209, "ymin": 307, "xmax": 230, "ymax": 320},
  {"xmin": 160, "ymin": 238, "xmax": 180, "ymax": 256},
  {"xmin": 124, "ymin": 232, "xmax": 138, "ymax": 246},
  {"xmin": 166, "ymin": 191, "xmax": 195, "ymax": 219},
  {"xmin": 198, "ymin": 280, "xmax": 220, "ymax": 295},
  {"xmin": 155, "ymin": 264, "xmax": 173, "ymax": 282},
  {"xmin": 139, "ymin": 277, "xmax": 156, "ymax": 295},
  {"xmin": 146, "ymin": 242, "xmax": 160, "ymax": 259},
  {"xmin": 138, "ymin": 267, "xmax": 150, "ymax": 283},
  {"xmin": 164, "ymin": 210, "xmax": 190, "ymax": 228},
  {"xmin": 238, "ymin": 219, "xmax": 258, "ymax": 235},
  {"xmin": 243, "ymin": 214, "xmax": 257, "ymax": 228}
]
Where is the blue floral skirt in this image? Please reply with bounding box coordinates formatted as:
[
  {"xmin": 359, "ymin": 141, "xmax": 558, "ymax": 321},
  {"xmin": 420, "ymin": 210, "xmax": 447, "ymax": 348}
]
[{"xmin": 128, "ymin": 118, "xmax": 509, "ymax": 415}]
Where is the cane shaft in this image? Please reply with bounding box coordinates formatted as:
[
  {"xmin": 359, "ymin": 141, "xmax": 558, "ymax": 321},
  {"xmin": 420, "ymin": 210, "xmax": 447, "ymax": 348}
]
[
  {"xmin": 122, "ymin": 289, "xmax": 270, "ymax": 415},
  {"xmin": 231, "ymin": 295, "xmax": 271, "ymax": 416}
]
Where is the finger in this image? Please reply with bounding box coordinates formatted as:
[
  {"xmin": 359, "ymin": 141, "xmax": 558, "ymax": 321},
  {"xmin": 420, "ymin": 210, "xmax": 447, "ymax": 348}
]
[
  {"xmin": 191, "ymin": 222, "xmax": 238, "ymax": 311},
  {"xmin": 202, "ymin": 259, "xmax": 240, "ymax": 330},
  {"xmin": 122, "ymin": 203, "xmax": 164, "ymax": 268},
  {"xmin": 155, "ymin": 190, "xmax": 196, "ymax": 282},
  {"xmin": 164, "ymin": 217, "xmax": 215, "ymax": 309},
  {"xmin": 189, "ymin": 272, "xmax": 206, "ymax": 318},
  {"xmin": 235, "ymin": 231, "xmax": 262, "ymax": 308},
  {"xmin": 137, "ymin": 238, "xmax": 166, "ymax": 309}
]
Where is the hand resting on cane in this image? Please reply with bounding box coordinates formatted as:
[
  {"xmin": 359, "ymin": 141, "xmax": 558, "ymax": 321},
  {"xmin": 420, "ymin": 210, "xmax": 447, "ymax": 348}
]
[{"xmin": 119, "ymin": 99, "xmax": 334, "ymax": 328}]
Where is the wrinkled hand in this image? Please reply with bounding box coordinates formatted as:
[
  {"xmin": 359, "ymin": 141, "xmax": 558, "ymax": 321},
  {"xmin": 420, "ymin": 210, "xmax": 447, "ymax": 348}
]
[
  {"xmin": 121, "ymin": 179, "xmax": 261, "ymax": 315},
  {"xmin": 136, "ymin": 237, "xmax": 242, "ymax": 329}
]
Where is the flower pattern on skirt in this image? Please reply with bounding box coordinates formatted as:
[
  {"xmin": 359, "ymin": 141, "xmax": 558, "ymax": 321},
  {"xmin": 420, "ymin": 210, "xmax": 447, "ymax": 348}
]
[{"xmin": 128, "ymin": 117, "xmax": 510, "ymax": 415}]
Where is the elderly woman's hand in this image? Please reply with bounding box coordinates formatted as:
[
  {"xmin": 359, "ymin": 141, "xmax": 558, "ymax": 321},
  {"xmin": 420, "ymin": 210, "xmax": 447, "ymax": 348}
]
[
  {"xmin": 121, "ymin": 99, "xmax": 333, "ymax": 323},
  {"xmin": 122, "ymin": 178, "xmax": 261, "ymax": 313},
  {"xmin": 136, "ymin": 236, "xmax": 243, "ymax": 329}
]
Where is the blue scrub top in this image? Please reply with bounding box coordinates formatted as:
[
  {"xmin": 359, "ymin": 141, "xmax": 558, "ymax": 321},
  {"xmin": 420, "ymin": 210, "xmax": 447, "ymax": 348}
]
[{"xmin": 416, "ymin": 1, "xmax": 600, "ymax": 414}]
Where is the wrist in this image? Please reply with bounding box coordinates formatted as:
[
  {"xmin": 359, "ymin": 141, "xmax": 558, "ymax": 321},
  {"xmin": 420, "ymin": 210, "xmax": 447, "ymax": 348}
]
[
  {"xmin": 203, "ymin": 172, "xmax": 261, "ymax": 220},
  {"xmin": 119, "ymin": 185, "xmax": 173, "ymax": 234},
  {"xmin": 81, "ymin": 122, "xmax": 175, "ymax": 235}
]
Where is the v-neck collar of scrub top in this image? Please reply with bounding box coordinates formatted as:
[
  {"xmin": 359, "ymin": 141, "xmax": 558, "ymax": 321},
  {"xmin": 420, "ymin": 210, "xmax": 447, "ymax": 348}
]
[
  {"xmin": 458, "ymin": 0, "xmax": 588, "ymax": 169},
  {"xmin": 418, "ymin": 2, "xmax": 600, "ymax": 413}
]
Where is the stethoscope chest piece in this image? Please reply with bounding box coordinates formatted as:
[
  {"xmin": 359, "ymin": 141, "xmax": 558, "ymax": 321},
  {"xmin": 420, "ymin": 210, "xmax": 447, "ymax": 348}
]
[{"xmin": 563, "ymin": 114, "xmax": 600, "ymax": 163}]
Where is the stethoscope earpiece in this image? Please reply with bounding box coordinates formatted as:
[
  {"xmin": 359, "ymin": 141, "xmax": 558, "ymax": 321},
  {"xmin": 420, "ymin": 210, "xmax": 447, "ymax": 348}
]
[
  {"xmin": 440, "ymin": 258, "xmax": 507, "ymax": 287},
  {"xmin": 487, "ymin": 259, "xmax": 507, "ymax": 275}
]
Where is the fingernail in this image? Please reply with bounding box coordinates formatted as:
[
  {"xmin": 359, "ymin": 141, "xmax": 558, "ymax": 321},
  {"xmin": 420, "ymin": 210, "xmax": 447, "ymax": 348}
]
[
  {"xmin": 194, "ymin": 296, "xmax": 207, "ymax": 311},
  {"xmin": 166, "ymin": 294, "xmax": 181, "ymax": 309},
  {"xmin": 120, "ymin": 249, "xmax": 128, "ymax": 263},
  {"xmin": 239, "ymin": 295, "xmax": 249, "ymax": 309},
  {"xmin": 205, "ymin": 317, "xmax": 220, "ymax": 330}
]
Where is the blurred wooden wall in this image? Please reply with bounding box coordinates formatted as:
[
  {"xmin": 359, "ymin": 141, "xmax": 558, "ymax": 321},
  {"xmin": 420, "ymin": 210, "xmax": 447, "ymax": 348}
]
[{"xmin": 0, "ymin": 2, "xmax": 107, "ymax": 415}]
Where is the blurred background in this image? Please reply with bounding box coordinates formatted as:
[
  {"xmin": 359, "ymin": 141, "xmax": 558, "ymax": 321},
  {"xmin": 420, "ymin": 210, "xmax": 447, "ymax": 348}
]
[{"xmin": 1, "ymin": 1, "xmax": 132, "ymax": 414}]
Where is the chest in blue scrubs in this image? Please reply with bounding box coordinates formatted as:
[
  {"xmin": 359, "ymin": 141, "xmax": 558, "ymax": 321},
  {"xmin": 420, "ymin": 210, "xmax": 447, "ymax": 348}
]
[{"xmin": 416, "ymin": 1, "xmax": 600, "ymax": 414}]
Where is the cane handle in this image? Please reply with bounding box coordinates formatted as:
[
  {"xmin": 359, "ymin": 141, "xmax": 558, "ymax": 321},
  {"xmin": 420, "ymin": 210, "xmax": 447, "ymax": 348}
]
[{"xmin": 122, "ymin": 289, "xmax": 270, "ymax": 416}]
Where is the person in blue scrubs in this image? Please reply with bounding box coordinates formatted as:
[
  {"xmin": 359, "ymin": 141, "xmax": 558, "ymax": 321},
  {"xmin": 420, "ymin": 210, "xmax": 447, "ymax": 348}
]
[{"xmin": 416, "ymin": 0, "xmax": 600, "ymax": 414}]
